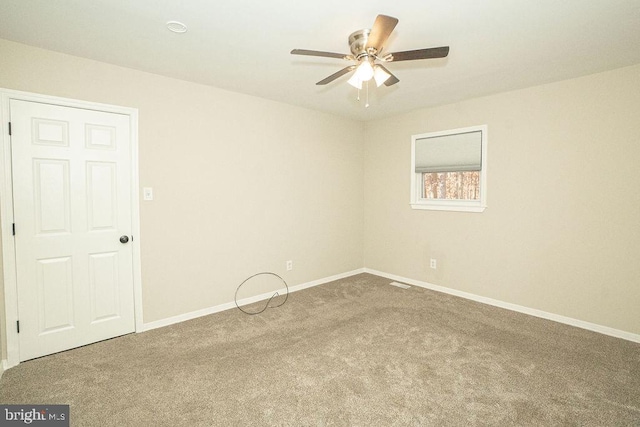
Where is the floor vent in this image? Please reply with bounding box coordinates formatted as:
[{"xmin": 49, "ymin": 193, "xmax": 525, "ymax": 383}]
[{"xmin": 389, "ymin": 281, "xmax": 411, "ymax": 289}]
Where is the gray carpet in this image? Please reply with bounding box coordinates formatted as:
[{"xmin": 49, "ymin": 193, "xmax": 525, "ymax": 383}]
[{"xmin": 1, "ymin": 273, "xmax": 639, "ymax": 426}]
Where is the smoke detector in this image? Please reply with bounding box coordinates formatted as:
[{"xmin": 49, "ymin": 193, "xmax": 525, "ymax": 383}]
[{"xmin": 166, "ymin": 21, "xmax": 187, "ymax": 34}]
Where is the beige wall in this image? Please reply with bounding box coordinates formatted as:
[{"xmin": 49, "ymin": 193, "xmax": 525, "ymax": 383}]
[
  {"xmin": 0, "ymin": 39, "xmax": 364, "ymax": 325},
  {"xmin": 363, "ymin": 64, "xmax": 640, "ymax": 335}
]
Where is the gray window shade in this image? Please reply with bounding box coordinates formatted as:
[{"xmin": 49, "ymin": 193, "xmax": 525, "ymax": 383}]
[{"xmin": 415, "ymin": 130, "xmax": 482, "ymax": 173}]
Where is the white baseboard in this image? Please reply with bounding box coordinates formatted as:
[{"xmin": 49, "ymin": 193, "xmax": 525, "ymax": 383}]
[
  {"xmin": 364, "ymin": 268, "xmax": 640, "ymax": 344},
  {"xmin": 141, "ymin": 268, "xmax": 366, "ymax": 332}
]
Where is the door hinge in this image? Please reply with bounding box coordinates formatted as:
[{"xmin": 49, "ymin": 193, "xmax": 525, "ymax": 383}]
[
  {"xmin": 12, "ymin": 223, "xmax": 15, "ymax": 236},
  {"xmin": 16, "ymin": 321, "xmax": 20, "ymax": 334},
  {"xmin": 8, "ymin": 122, "xmax": 11, "ymax": 136}
]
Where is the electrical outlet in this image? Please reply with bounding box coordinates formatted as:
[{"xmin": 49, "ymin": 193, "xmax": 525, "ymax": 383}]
[
  {"xmin": 286, "ymin": 260, "xmax": 293, "ymax": 271},
  {"xmin": 430, "ymin": 258, "xmax": 437, "ymax": 269}
]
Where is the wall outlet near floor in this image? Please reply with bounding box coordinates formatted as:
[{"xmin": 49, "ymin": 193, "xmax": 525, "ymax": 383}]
[
  {"xmin": 430, "ymin": 258, "xmax": 437, "ymax": 269},
  {"xmin": 286, "ymin": 260, "xmax": 293, "ymax": 271}
]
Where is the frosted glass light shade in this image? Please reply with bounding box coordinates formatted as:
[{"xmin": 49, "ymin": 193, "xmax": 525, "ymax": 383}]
[
  {"xmin": 355, "ymin": 61, "xmax": 374, "ymax": 81},
  {"xmin": 347, "ymin": 74, "xmax": 363, "ymax": 89},
  {"xmin": 373, "ymin": 66, "xmax": 391, "ymax": 87}
]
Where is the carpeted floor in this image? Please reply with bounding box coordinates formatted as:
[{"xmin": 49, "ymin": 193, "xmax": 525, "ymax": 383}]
[{"xmin": 1, "ymin": 273, "xmax": 639, "ymax": 426}]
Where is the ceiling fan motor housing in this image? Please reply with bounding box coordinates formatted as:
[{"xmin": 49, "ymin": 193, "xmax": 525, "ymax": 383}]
[{"xmin": 349, "ymin": 29, "xmax": 374, "ymax": 60}]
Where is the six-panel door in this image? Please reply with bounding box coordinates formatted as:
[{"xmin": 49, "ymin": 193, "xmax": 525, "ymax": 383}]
[{"xmin": 11, "ymin": 99, "xmax": 135, "ymax": 361}]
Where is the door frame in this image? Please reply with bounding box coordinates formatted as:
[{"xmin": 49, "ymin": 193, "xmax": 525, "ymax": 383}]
[{"xmin": 0, "ymin": 88, "xmax": 144, "ymax": 369}]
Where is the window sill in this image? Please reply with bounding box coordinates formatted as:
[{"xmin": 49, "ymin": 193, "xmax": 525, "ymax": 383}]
[{"xmin": 410, "ymin": 202, "xmax": 486, "ymax": 213}]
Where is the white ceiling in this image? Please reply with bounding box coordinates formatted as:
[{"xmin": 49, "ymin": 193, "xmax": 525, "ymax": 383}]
[{"xmin": 1, "ymin": 0, "xmax": 639, "ymax": 121}]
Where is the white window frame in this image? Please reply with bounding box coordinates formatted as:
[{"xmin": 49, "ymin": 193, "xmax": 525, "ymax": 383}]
[{"xmin": 410, "ymin": 125, "xmax": 487, "ymax": 213}]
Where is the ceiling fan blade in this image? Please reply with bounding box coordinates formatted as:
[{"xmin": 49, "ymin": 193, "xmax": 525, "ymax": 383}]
[
  {"xmin": 291, "ymin": 49, "xmax": 350, "ymax": 60},
  {"xmin": 387, "ymin": 46, "xmax": 450, "ymax": 62},
  {"xmin": 316, "ymin": 66, "xmax": 357, "ymax": 85},
  {"xmin": 378, "ymin": 65, "xmax": 400, "ymax": 86},
  {"xmin": 365, "ymin": 15, "xmax": 399, "ymax": 51}
]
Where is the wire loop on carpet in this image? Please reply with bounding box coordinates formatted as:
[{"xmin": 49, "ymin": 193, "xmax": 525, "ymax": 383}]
[{"xmin": 234, "ymin": 272, "xmax": 289, "ymax": 315}]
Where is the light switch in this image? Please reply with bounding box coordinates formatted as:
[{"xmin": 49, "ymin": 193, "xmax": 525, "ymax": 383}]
[{"xmin": 143, "ymin": 187, "xmax": 153, "ymax": 201}]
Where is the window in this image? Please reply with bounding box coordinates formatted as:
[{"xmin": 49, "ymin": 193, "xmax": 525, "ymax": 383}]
[{"xmin": 410, "ymin": 125, "xmax": 487, "ymax": 212}]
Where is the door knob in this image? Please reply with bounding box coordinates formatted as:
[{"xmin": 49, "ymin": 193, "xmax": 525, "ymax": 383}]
[{"xmin": 120, "ymin": 235, "xmax": 129, "ymax": 244}]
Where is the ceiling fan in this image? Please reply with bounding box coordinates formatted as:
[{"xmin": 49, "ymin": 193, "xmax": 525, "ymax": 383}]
[{"xmin": 291, "ymin": 14, "xmax": 449, "ymax": 89}]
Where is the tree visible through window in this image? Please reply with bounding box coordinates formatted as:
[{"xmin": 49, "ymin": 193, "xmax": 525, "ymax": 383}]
[{"xmin": 423, "ymin": 171, "xmax": 480, "ymax": 200}]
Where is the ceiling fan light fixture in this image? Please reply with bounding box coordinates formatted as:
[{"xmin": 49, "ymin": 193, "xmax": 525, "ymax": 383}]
[
  {"xmin": 347, "ymin": 74, "xmax": 363, "ymax": 89},
  {"xmin": 373, "ymin": 65, "xmax": 391, "ymax": 87},
  {"xmin": 355, "ymin": 61, "xmax": 374, "ymax": 81}
]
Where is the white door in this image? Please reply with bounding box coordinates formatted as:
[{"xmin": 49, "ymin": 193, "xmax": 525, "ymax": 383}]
[{"xmin": 11, "ymin": 99, "xmax": 135, "ymax": 361}]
